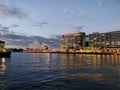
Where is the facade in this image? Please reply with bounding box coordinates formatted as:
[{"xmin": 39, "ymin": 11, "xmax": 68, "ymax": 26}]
[
  {"xmin": 89, "ymin": 30, "xmax": 120, "ymax": 48},
  {"xmin": 89, "ymin": 32, "xmax": 100, "ymax": 47},
  {"xmin": 110, "ymin": 30, "xmax": 120, "ymax": 47},
  {"xmin": 60, "ymin": 32, "xmax": 86, "ymax": 51}
]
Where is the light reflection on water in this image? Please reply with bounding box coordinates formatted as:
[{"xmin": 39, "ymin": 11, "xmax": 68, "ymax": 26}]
[
  {"xmin": 60, "ymin": 54, "xmax": 120, "ymax": 69},
  {"xmin": 0, "ymin": 53, "xmax": 120, "ymax": 90},
  {"xmin": 0, "ymin": 58, "xmax": 6, "ymax": 73},
  {"xmin": 0, "ymin": 58, "xmax": 6, "ymax": 89},
  {"xmin": 60, "ymin": 54, "xmax": 120, "ymax": 88}
]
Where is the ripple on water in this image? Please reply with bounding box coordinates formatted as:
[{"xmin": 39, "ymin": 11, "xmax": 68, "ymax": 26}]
[{"xmin": 1, "ymin": 53, "xmax": 120, "ymax": 90}]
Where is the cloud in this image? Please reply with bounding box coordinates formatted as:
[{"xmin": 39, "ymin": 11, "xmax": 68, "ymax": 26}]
[
  {"xmin": 1, "ymin": 34, "xmax": 30, "ymax": 47},
  {"xmin": 94, "ymin": 0, "xmax": 102, "ymax": 7},
  {"xmin": 68, "ymin": 25, "xmax": 85, "ymax": 32},
  {"xmin": 0, "ymin": 24, "xmax": 60, "ymax": 49},
  {"xmin": 46, "ymin": 34, "xmax": 61, "ymax": 39},
  {"xmin": 0, "ymin": 24, "xmax": 18, "ymax": 35},
  {"xmin": 0, "ymin": 24, "xmax": 10, "ymax": 34},
  {"xmin": 0, "ymin": 0, "xmax": 27, "ymax": 19},
  {"xmin": 0, "ymin": 24, "xmax": 2, "ymax": 26},
  {"xmin": 11, "ymin": 24, "xmax": 19, "ymax": 27},
  {"xmin": 33, "ymin": 22, "xmax": 48, "ymax": 28},
  {"xmin": 1, "ymin": 26, "xmax": 10, "ymax": 30},
  {"xmin": 0, "ymin": 32, "xmax": 60, "ymax": 49}
]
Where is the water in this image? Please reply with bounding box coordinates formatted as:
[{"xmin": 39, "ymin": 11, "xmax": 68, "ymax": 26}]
[{"xmin": 0, "ymin": 53, "xmax": 120, "ymax": 90}]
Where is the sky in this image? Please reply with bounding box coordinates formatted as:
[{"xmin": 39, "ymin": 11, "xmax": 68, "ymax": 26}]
[{"xmin": 0, "ymin": 0, "xmax": 120, "ymax": 48}]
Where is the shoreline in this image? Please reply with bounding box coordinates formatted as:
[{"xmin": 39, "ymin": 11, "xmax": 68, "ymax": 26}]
[{"xmin": 23, "ymin": 51, "xmax": 120, "ymax": 55}]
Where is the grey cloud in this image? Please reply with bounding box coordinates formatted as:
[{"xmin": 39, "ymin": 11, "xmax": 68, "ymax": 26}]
[
  {"xmin": 0, "ymin": 24, "xmax": 2, "ymax": 27},
  {"xmin": 2, "ymin": 26, "xmax": 10, "ymax": 30},
  {"xmin": 33, "ymin": 22, "xmax": 48, "ymax": 28},
  {"xmin": 69, "ymin": 25, "xmax": 85, "ymax": 32},
  {"xmin": 0, "ymin": 24, "xmax": 16, "ymax": 35},
  {"xmin": 11, "ymin": 24, "xmax": 19, "ymax": 27},
  {"xmin": 0, "ymin": 25, "xmax": 10, "ymax": 34},
  {"xmin": 0, "ymin": 32, "xmax": 60, "ymax": 49},
  {"xmin": 0, "ymin": 29, "xmax": 9, "ymax": 33},
  {"xmin": 0, "ymin": 24, "xmax": 60, "ymax": 49},
  {"xmin": 1, "ymin": 33, "xmax": 32, "ymax": 46},
  {"xmin": 46, "ymin": 34, "xmax": 61, "ymax": 39},
  {"xmin": 0, "ymin": 0, "xmax": 27, "ymax": 19}
]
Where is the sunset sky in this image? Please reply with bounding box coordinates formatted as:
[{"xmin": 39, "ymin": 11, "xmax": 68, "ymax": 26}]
[{"xmin": 0, "ymin": 0, "xmax": 120, "ymax": 48}]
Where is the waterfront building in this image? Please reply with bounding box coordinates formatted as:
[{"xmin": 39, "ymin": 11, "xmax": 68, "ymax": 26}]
[
  {"xmin": 110, "ymin": 30, "xmax": 120, "ymax": 47},
  {"xmin": 60, "ymin": 32, "xmax": 86, "ymax": 51},
  {"xmin": 89, "ymin": 32, "xmax": 100, "ymax": 47},
  {"xmin": 89, "ymin": 30, "xmax": 120, "ymax": 48}
]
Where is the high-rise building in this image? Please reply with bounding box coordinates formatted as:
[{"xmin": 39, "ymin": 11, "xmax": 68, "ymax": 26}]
[
  {"xmin": 89, "ymin": 30, "xmax": 120, "ymax": 48},
  {"xmin": 110, "ymin": 30, "xmax": 120, "ymax": 47},
  {"xmin": 60, "ymin": 32, "xmax": 86, "ymax": 51}
]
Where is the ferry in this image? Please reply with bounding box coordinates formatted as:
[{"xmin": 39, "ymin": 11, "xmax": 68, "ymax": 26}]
[{"xmin": 0, "ymin": 40, "xmax": 11, "ymax": 57}]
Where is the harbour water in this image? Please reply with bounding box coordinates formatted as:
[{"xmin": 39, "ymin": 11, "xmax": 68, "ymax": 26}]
[{"xmin": 0, "ymin": 53, "xmax": 120, "ymax": 90}]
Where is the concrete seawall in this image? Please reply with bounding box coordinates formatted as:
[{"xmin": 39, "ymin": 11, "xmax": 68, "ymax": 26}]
[
  {"xmin": 24, "ymin": 48, "xmax": 120, "ymax": 55},
  {"xmin": 101, "ymin": 48, "xmax": 120, "ymax": 55}
]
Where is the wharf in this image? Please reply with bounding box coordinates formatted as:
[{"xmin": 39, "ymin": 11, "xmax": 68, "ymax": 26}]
[
  {"xmin": 24, "ymin": 48, "xmax": 120, "ymax": 55},
  {"xmin": 24, "ymin": 51, "xmax": 119, "ymax": 55},
  {"xmin": 48, "ymin": 51, "xmax": 114, "ymax": 55}
]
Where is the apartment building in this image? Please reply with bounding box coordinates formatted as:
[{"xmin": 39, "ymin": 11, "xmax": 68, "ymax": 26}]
[
  {"xmin": 89, "ymin": 30, "xmax": 120, "ymax": 48},
  {"xmin": 60, "ymin": 32, "xmax": 86, "ymax": 51}
]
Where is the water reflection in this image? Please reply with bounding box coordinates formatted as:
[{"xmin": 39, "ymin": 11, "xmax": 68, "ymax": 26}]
[
  {"xmin": 60, "ymin": 54, "xmax": 120, "ymax": 69},
  {"xmin": 1, "ymin": 53, "xmax": 120, "ymax": 90},
  {"xmin": 0, "ymin": 58, "xmax": 6, "ymax": 89},
  {"xmin": 59, "ymin": 54, "xmax": 120, "ymax": 87},
  {"xmin": 0, "ymin": 58, "xmax": 6, "ymax": 74}
]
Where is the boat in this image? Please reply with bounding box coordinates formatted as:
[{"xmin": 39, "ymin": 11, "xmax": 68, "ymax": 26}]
[
  {"xmin": 0, "ymin": 49, "xmax": 11, "ymax": 57},
  {"xmin": 0, "ymin": 40, "xmax": 11, "ymax": 57}
]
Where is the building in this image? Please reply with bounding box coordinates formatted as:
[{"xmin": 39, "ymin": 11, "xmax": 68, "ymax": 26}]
[
  {"xmin": 89, "ymin": 30, "xmax": 120, "ymax": 48},
  {"xmin": 110, "ymin": 30, "xmax": 120, "ymax": 47},
  {"xmin": 60, "ymin": 30, "xmax": 120, "ymax": 52},
  {"xmin": 89, "ymin": 32, "xmax": 100, "ymax": 47},
  {"xmin": 60, "ymin": 32, "xmax": 86, "ymax": 51}
]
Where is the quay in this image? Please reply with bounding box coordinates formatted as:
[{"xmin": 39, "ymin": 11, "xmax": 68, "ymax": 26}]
[
  {"xmin": 38, "ymin": 51, "xmax": 114, "ymax": 55},
  {"xmin": 24, "ymin": 48, "xmax": 120, "ymax": 55}
]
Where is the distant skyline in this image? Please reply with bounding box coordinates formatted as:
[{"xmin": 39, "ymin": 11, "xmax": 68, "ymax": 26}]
[{"xmin": 0, "ymin": 0, "xmax": 120, "ymax": 48}]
